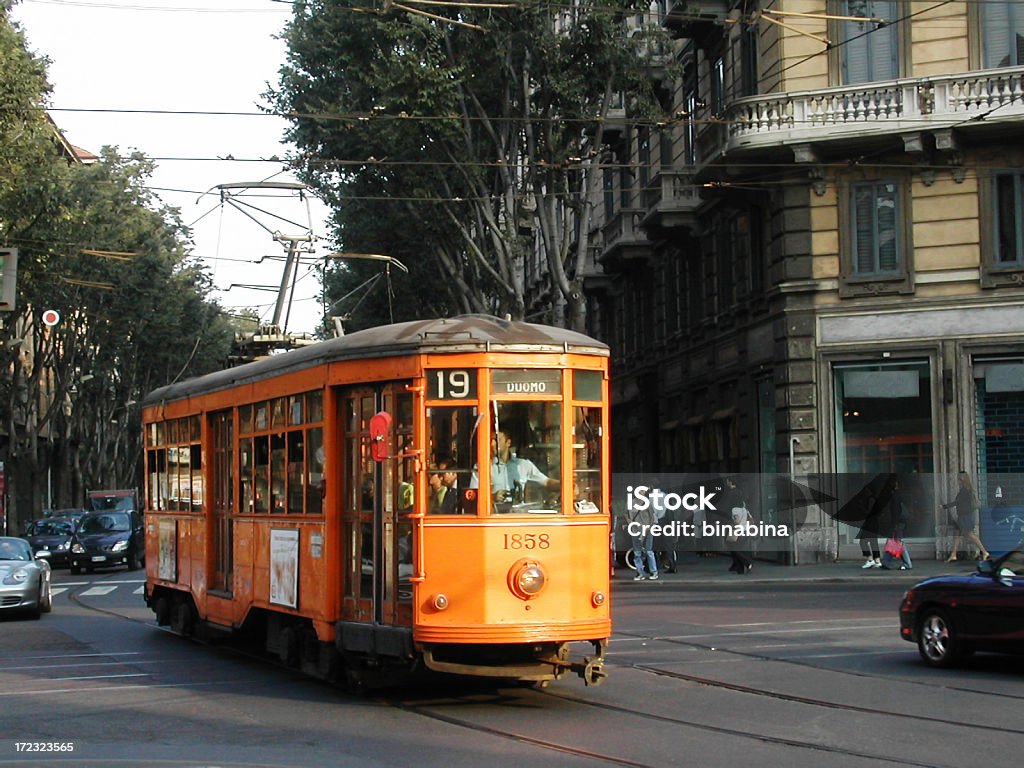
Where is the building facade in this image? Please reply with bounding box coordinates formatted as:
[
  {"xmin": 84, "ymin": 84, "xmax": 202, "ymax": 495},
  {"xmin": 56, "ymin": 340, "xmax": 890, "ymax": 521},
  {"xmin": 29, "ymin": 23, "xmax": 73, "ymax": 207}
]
[{"xmin": 584, "ymin": 0, "xmax": 1024, "ymax": 561}]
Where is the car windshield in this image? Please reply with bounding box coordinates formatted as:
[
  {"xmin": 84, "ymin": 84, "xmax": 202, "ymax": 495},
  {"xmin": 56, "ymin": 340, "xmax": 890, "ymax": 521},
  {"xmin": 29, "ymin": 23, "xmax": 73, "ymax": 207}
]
[
  {"xmin": 30, "ymin": 519, "xmax": 75, "ymax": 536},
  {"xmin": 80, "ymin": 513, "xmax": 130, "ymax": 534},
  {"xmin": 0, "ymin": 538, "xmax": 32, "ymax": 561}
]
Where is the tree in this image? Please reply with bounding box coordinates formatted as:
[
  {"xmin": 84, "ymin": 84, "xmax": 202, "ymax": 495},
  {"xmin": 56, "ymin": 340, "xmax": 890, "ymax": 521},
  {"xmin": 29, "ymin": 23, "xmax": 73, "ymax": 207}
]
[
  {"xmin": 270, "ymin": 0, "xmax": 669, "ymax": 330},
  {"xmin": 1, "ymin": 4, "xmax": 234, "ymax": 528}
]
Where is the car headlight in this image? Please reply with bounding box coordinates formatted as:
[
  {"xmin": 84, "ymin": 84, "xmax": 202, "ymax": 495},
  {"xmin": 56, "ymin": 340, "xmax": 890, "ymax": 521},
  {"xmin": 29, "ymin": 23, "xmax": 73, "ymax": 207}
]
[
  {"xmin": 3, "ymin": 568, "xmax": 30, "ymax": 585},
  {"xmin": 71, "ymin": 542, "xmax": 85, "ymax": 554},
  {"xmin": 57, "ymin": 540, "xmax": 70, "ymax": 551},
  {"xmin": 112, "ymin": 540, "xmax": 129, "ymax": 552}
]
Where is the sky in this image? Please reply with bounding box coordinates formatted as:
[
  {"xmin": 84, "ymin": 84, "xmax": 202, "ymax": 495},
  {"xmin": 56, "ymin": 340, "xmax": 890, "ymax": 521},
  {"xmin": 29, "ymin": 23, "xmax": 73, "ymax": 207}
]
[{"xmin": 12, "ymin": 0, "xmax": 333, "ymax": 337}]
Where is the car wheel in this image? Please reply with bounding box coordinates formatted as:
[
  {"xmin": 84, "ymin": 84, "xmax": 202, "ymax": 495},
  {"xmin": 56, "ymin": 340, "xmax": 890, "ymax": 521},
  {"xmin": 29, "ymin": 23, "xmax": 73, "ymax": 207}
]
[
  {"xmin": 917, "ymin": 608, "xmax": 964, "ymax": 668},
  {"xmin": 70, "ymin": 563, "xmax": 81, "ymax": 575},
  {"xmin": 128, "ymin": 551, "xmax": 142, "ymax": 571},
  {"xmin": 40, "ymin": 579, "xmax": 53, "ymax": 614}
]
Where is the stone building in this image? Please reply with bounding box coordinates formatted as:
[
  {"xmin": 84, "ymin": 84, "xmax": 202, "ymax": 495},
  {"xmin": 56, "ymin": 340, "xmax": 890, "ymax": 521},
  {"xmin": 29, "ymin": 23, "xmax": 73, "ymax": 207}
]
[{"xmin": 584, "ymin": 0, "xmax": 1024, "ymax": 561}]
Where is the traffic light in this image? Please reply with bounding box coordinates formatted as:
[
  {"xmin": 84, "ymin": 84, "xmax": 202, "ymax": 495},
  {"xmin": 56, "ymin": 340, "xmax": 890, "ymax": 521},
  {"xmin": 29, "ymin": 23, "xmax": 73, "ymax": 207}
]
[{"xmin": 0, "ymin": 248, "xmax": 17, "ymax": 311}]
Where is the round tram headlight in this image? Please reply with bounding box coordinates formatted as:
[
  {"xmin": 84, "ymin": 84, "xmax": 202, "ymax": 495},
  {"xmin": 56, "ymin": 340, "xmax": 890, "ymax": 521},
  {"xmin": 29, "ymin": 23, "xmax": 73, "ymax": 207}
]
[
  {"xmin": 591, "ymin": 591, "xmax": 606, "ymax": 607},
  {"xmin": 507, "ymin": 559, "xmax": 547, "ymax": 601},
  {"xmin": 432, "ymin": 593, "xmax": 449, "ymax": 611}
]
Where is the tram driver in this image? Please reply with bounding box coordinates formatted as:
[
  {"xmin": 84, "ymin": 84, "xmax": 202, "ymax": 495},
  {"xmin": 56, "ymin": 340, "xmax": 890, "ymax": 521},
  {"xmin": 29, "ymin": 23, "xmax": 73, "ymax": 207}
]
[{"xmin": 471, "ymin": 429, "xmax": 559, "ymax": 510}]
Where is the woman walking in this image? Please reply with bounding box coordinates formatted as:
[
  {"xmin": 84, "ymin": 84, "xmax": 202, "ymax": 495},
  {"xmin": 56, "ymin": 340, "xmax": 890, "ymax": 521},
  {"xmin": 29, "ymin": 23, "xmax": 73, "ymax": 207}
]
[{"xmin": 942, "ymin": 472, "xmax": 990, "ymax": 562}]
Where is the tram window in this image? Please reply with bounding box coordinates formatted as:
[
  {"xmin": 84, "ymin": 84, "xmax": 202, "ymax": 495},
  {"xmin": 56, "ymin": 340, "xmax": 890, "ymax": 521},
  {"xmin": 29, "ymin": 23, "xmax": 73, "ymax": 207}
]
[
  {"xmin": 306, "ymin": 427, "xmax": 324, "ymax": 515},
  {"xmin": 288, "ymin": 395, "xmax": 303, "ymax": 426},
  {"xmin": 573, "ymin": 370, "xmax": 603, "ymax": 402},
  {"xmin": 271, "ymin": 433, "xmax": 286, "ymax": 513},
  {"xmin": 287, "ymin": 430, "xmax": 305, "ymax": 513},
  {"xmin": 271, "ymin": 398, "xmax": 286, "ymax": 429},
  {"xmin": 239, "ymin": 404, "xmax": 252, "ymax": 435},
  {"xmin": 573, "ymin": 406, "xmax": 603, "ymax": 514},
  {"xmin": 426, "ymin": 405, "xmax": 479, "ymax": 515},
  {"xmin": 307, "ymin": 391, "xmax": 323, "ymax": 423},
  {"xmin": 476, "ymin": 402, "xmax": 561, "ymax": 514},
  {"xmin": 239, "ymin": 438, "xmax": 253, "ymax": 514},
  {"xmin": 190, "ymin": 444, "xmax": 203, "ymax": 512},
  {"xmin": 254, "ymin": 435, "xmax": 270, "ymax": 512},
  {"xmin": 147, "ymin": 448, "xmax": 167, "ymax": 511}
]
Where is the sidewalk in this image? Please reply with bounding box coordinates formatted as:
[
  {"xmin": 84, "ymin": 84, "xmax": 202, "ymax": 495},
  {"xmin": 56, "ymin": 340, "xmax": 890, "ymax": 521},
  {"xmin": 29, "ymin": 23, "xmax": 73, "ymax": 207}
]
[{"xmin": 612, "ymin": 552, "xmax": 989, "ymax": 585}]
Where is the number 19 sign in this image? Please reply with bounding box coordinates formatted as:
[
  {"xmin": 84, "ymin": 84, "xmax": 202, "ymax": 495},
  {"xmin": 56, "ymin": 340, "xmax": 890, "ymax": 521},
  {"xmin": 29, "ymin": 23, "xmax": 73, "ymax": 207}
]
[{"xmin": 427, "ymin": 369, "xmax": 477, "ymax": 400}]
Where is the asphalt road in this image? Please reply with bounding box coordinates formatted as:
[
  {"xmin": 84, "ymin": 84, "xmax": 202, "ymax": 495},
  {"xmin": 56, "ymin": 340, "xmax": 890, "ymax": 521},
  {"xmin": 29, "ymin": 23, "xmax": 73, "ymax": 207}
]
[{"xmin": 0, "ymin": 568, "xmax": 1021, "ymax": 767}]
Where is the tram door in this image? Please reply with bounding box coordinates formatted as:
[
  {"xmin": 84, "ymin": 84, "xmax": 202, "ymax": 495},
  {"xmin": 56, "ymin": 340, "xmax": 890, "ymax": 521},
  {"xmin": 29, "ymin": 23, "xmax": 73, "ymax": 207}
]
[{"xmin": 340, "ymin": 384, "xmax": 414, "ymax": 627}]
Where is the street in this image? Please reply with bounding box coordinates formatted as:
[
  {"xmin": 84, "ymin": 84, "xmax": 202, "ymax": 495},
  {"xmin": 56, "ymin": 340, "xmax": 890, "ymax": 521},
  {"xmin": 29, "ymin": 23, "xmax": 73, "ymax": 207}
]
[{"xmin": 1, "ymin": 564, "xmax": 1022, "ymax": 767}]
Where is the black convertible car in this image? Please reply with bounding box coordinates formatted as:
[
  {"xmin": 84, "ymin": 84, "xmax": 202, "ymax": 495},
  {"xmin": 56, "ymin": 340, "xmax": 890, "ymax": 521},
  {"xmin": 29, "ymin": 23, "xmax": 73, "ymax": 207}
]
[{"xmin": 900, "ymin": 547, "xmax": 1024, "ymax": 667}]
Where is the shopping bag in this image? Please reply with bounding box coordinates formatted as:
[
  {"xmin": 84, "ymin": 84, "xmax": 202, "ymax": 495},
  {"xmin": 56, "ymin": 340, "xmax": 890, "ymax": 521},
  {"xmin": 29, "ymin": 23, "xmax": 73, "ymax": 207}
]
[{"xmin": 884, "ymin": 536, "xmax": 904, "ymax": 558}]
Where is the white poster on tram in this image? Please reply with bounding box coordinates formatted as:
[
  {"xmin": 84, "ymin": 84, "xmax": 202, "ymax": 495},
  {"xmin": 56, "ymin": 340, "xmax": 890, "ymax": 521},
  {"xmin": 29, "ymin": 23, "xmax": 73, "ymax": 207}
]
[{"xmin": 269, "ymin": 528, "xmax": 299, "ymax": 608}]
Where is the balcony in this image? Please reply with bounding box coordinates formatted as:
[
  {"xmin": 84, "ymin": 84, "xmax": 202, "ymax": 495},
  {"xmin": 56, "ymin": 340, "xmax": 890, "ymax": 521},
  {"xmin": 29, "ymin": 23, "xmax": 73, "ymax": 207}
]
[
  {"xmin": 664, "ymin": 0, "xmax": 730, "ymax": 40},
  {"xmin": 599, "ymin": 208, "xmax": 651, "ymax": 271},
  {"xmin": 642, "ymin": 169, "xmax": 702, "ymax": 233},
  {"xmin": 720, "ymin": 66, "xmax": 1024, "ymax": 157}
]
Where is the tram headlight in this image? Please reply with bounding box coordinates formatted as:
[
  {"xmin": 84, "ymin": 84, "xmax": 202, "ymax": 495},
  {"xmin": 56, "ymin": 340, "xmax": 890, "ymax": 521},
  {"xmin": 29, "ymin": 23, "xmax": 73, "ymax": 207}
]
[
  {"xmin": 431, "ymin": 593, "xmax": 449, "ymax": 611},
  {"xmin": 507, "ymin": 559, "xmax": 547, "ymax": 601},
  {"xmin": 591, "ymin": 591, "xmax": 606, "ymax": 607}
]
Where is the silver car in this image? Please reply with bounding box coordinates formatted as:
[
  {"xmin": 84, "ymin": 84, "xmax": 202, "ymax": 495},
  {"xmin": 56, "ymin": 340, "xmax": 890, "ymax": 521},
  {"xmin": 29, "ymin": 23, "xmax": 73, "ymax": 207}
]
[{"xmin": 0, "ymin": 536, "xmax": 53, "ymax": 619}]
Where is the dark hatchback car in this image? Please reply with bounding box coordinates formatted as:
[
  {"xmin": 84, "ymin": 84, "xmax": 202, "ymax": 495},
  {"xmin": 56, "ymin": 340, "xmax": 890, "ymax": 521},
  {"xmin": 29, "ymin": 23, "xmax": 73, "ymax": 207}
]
[
  {"xmin": 25, "ymin": 516, "xmax": 79, "ymax": 568},
  {"xmin": 69, "ymin": 511, "xmax": 145, "ymax": 574},
  {"xmin": 900, "ymin": 547, "xmax": 1024, "ymax": 667}
]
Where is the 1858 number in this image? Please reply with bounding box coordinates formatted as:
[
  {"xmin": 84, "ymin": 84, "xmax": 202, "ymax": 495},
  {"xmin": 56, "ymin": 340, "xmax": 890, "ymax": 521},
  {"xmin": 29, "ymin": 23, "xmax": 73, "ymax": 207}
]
[{"xmin": 503, "ymin": 533, "xmax": 550, "ymax": 550}]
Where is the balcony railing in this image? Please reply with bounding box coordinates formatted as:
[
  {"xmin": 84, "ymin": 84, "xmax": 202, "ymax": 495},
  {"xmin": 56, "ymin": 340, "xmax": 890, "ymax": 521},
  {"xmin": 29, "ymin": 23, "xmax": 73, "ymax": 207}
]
[
  {"xmin": 642, "ymin": 169, "xmax": 701, "ymax": 230},
  {"xmin": 722, "ymin": 66, "xmax": 1024, "ymax": 155}
]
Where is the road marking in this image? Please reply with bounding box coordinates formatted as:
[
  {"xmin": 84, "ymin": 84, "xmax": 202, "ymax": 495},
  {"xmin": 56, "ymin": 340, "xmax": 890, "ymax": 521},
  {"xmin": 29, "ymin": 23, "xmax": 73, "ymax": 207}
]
[
  {"xmin": 134, "ymin": 585, "xmax": 145, "ymax": 594},
  {"xmin": 50, "ymin": 587, "xmax": 68, "ymax": 596},
  {"xmin": 81, "ymin": 586, "xmax": 118, "ymax": 596},
  {"xmin": 52, "ymin": 673, "xmax": 151, "ymax": 681}
]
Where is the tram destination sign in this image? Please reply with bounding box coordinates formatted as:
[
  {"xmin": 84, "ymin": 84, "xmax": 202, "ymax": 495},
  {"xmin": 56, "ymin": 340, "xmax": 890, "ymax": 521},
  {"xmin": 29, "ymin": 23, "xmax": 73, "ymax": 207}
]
[{"xmin": 491, "ymin": 369, "xmax": 561, "ymax": 395}]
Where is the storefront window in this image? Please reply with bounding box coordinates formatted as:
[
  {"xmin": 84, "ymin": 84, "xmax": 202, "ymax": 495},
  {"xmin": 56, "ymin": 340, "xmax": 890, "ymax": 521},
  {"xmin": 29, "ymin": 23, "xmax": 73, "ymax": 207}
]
[{"xmin": 834, "ymin": 360, "xmax": 934, "ymax": 538}]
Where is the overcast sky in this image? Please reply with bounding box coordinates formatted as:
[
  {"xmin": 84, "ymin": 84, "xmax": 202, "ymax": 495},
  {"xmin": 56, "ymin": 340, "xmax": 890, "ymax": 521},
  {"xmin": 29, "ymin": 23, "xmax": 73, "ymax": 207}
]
[{"xmin": 12, "ymin": 0, "xmax": 331, "ymax": 336}]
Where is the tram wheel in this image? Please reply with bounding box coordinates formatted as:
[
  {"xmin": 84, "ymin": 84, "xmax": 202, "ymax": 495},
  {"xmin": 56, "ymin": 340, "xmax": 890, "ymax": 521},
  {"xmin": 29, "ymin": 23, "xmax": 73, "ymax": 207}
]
[{"xmin": 170, "ymin": 599, "xmax": 195, "ymax": 637}]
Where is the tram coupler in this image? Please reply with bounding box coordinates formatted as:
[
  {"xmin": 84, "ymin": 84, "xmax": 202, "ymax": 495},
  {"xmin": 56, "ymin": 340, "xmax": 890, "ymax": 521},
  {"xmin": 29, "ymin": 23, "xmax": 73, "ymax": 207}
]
[{"xmin": 567, "ymin": 640, "xmax": 607, "ymax": 686}]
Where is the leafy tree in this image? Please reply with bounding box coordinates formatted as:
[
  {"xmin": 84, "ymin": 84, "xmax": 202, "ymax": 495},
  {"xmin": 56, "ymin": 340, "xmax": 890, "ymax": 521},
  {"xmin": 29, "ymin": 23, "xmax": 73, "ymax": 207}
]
[
  {"xmin": 1, "ymin": 4, "xmax": 233, "ymax": 528},
  {"xmin": 270, "ymin": 0, "xmax": 669, "ymax": 330}
]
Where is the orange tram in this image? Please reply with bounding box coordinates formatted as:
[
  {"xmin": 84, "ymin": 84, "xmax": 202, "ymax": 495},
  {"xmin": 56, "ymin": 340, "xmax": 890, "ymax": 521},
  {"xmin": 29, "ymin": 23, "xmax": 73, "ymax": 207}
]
[{"xmin": 141, "ymin": 315, "xmax": 610, "ymax": 687}]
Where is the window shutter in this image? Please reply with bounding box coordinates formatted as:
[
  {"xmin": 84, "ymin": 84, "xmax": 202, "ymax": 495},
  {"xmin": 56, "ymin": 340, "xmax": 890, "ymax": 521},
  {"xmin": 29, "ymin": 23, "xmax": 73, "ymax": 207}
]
[
  {"xmin": 876, "ymin": 184, "xmax": 898, "ymax": 273},
  {"xmin": 982, "ymin": 2, "xmax": 1012, "ymax": 68},
  {"xmin": 853, "ymin": 185, "xmax": 876, "ymax": 273},
  {"xmin": 842, "ymin": 0, "xmax": 898, "ymax": 83}
]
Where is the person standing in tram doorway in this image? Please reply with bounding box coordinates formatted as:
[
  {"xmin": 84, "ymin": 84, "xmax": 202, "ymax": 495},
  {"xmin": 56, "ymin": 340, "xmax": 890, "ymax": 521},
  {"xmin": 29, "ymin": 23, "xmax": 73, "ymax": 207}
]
[{"xmin": 942, "ymin": 471, "xmax": 990, "ymax": 562}]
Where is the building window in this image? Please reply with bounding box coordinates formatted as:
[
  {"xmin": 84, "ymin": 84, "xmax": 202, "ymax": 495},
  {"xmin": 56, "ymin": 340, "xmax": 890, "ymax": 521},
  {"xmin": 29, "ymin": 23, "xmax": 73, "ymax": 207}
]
[
  {"xmin": 981, "ymin": 1, "xmax": 1024, "ymax": 68},
  {"xmin": 980, "ymin": 171, "xmax": 1024, "ymax": 287},
  {"xmin": 839, "ymin": 178, "xmax": 913, "ymax": 297},
  {"xmin": 833, "ymin": 0, "xmax": 900, "ymax": 85},
  {"xmin": 853, "ymin": 181, "xmax": 899, "ymax": 276},
  {"xmin": 739, "ymin": 22, "xmax": 759, "ymax": 97},
  {"xmin": 995, "ymin": 172, "xmax": 1024, "ymax": 266}
]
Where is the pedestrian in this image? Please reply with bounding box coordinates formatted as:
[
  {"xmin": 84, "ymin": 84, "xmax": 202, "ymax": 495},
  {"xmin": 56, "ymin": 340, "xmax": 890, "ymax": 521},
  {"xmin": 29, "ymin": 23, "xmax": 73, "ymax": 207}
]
[
  {"xmin": 942, "ymin": 471, "xmax": 990, "ymax": 562},
  {"xmin": 720, "ymin": 477, "xmax": 753, "ymax": 575},
  {"xmin": 626, "ymin": 504, "xmax": 658, "ymax": 581},
  {"xmin": 857, "ymin": 485, "xmax": 885, "ymax": 569}
]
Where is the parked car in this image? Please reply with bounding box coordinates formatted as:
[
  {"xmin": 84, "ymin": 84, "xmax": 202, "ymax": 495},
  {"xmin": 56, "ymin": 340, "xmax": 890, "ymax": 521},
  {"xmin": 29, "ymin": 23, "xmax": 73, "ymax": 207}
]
[
  {"xmin": 0, "ymin": 536, "xmax": 53, "ymax": 619},
  {"xmin": 899, "ymin": 547, "xmax": 1024, "ymax": 667},
  {"xmin": 25, "ymin": 516, "xmax": 79, "ymax": 567},
  {"xmin": 69, "ymin": 510, "xmax": 145, "ymax": 574}
]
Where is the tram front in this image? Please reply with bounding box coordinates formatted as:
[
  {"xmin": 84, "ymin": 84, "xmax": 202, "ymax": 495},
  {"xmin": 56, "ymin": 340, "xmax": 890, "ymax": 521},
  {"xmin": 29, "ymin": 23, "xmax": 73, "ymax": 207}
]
[{"xmin": 413, "ymin": 364, "xmax": 610, "ymax": 686}]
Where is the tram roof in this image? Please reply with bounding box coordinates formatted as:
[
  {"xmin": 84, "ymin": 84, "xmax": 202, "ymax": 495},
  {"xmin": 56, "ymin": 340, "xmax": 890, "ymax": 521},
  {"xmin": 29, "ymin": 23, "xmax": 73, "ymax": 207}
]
[{"xmin": 143, "ymin": 315, "xmax": 608, "ymax": 407}]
